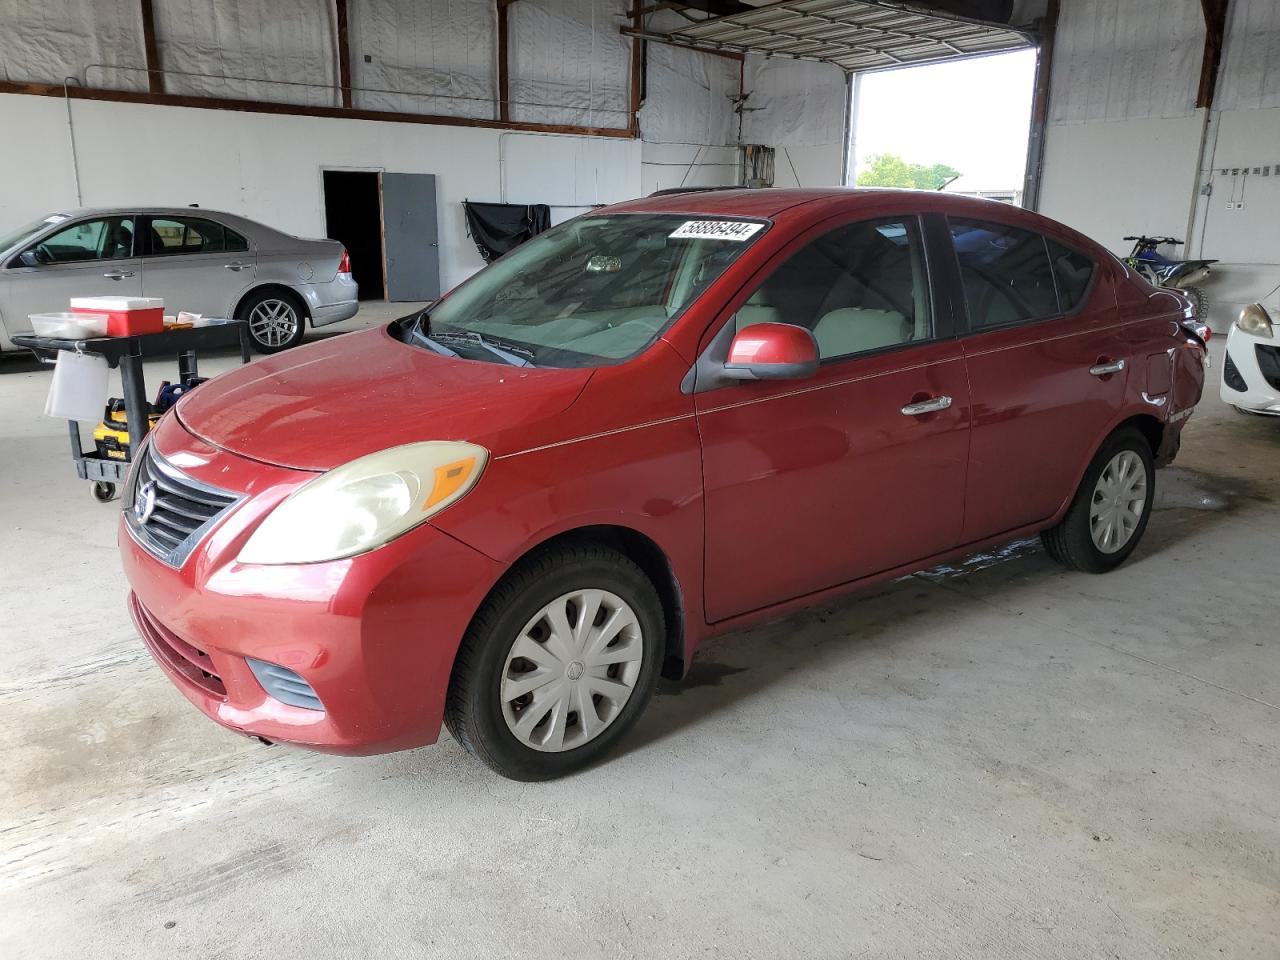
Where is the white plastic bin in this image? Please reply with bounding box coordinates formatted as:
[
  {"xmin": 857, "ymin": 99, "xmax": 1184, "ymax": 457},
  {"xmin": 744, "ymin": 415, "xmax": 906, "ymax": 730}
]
[{"xmin": 29, "ymin": 312, "xmax": 110, "ymax": 339}]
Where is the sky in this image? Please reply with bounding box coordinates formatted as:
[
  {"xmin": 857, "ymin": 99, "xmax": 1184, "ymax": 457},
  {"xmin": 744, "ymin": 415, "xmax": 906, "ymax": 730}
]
[{"xmin": 852, "ymin": 49, "xmax": 1037, "ymax": 191}]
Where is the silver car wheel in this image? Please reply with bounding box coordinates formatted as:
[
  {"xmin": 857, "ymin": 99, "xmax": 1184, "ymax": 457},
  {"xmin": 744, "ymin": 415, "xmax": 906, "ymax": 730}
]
[
  {"xmin": 1089, "ymin": 450, "xmax": 1147, "ymax": 554},
  {"xmin": 500, "ymin": 589, "xmax": 644, "ymax": 753},
  {"xmin": 248, "ymin": 298, "xmax": 299, "ymax": 347}
]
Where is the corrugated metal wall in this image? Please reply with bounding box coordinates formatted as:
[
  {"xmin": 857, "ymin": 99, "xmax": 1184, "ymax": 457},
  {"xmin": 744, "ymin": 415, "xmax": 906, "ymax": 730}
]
[
  {"xmin": 1048, "ymin": 0, "xmax": 1204, "ymax": 123},
  {"xmin": 0, "ymin": 0, "xmax": 630, "ymax": 127},
  {"xmin": 0, "ymin": 0, "xmax": 147, "ymax": 91},
  {"xmin": 1218, "ymin": 0, "xmax": 1280, "ymax": 111},
  {"xmin": 153, "ymin": 0, "xmax": 338, "ymax": 106},
  {"xmin": 350, "ymin": 0, "xmax": 495, "ymax": 118},
  {"xmin": 507, "ymin": 0, "xmax": 630, "ymax": 128}
]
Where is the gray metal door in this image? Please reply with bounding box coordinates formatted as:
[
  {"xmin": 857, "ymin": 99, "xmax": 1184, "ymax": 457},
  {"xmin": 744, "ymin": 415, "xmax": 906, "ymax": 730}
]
[{"xmin": 381, "ymin": 173, "xmax": 440, "ymax": 302}]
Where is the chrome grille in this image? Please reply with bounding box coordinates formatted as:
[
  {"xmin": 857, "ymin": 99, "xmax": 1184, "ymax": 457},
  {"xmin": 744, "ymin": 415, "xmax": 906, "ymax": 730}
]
[{"xmin": 125, "ymin": 445, "xmax": 239, "ymax": 567}]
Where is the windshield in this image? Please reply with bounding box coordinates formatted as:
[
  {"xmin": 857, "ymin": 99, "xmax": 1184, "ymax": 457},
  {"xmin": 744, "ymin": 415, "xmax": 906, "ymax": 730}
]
[
  {"xmin": 413, "ymin": 213, "xmax": 767, "ymax": 367},
  {"xmin": 0, "ymin": 215, "xmax": 69, "ymax": 254}
]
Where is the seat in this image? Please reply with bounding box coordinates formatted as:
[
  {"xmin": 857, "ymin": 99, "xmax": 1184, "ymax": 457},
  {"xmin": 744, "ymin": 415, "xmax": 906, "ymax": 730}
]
[
  {"xmin": 104, "ymin": 223, "xmax": 134, "ymax": 259},
  {"xmin": 735, "ymin": 303, "xmax": 784, "ymax": 330},
  {"xmin": 811, "ymin": 308, "xmax": 910, "ymax": 359}
]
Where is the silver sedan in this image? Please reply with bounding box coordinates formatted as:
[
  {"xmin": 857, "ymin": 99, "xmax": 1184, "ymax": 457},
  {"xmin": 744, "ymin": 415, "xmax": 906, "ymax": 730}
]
[{"xmin": 0, "ymin": 207, "xmax": 358, "ymax": 353}]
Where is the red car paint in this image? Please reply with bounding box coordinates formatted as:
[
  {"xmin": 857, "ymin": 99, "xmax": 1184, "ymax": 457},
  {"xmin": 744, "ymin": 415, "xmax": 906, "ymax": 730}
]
[{"xmin": 120, "ymin": 189, "xmax": 1205, "ymax": 755}]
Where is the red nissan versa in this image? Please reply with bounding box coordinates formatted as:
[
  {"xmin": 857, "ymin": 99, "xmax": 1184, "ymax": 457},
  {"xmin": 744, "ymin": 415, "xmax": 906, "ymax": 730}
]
[{"xmin": 120, "ymin": 189, "xmax": 1206, "ymax": 780}]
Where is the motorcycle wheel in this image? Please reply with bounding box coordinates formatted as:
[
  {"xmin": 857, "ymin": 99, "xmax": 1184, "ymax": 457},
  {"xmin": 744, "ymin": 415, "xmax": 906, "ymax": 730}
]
[{"xmin": 1184, "ymin": 285, "xmax": 1208, "ymax": 322}]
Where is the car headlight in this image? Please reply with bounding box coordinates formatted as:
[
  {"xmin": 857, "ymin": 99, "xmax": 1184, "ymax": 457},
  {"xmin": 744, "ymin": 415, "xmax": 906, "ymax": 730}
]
[
  {"xmin": 238, "ymin": 441, "xmax": 488, "ymax": 564},
  {"xmin": 1237, "ymin": 303, "xmax": 1274, "ymax": 339}
]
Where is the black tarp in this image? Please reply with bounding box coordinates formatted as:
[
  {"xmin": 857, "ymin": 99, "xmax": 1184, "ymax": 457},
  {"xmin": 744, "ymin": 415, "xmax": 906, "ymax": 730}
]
[{"xmin": 462, "ymin": 201, "xmax": 552, "ymax": 263}]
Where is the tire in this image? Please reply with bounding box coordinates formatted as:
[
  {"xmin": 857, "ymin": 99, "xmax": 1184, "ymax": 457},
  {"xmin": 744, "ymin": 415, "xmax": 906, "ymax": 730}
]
[
  {"xmin": 91, "ymin": 481, "xmax": 117, "ymax": 503},
  {"xmin": 445, "ymin": 542, "xmax": 664, "ymax": 781},
  {"xmin": 237, "ymin": 288, "xmax": 306, "ymax": 354},
  {"xmin": 1040, "ymin": 427, "xmax": 1155, "ymax": 574}
]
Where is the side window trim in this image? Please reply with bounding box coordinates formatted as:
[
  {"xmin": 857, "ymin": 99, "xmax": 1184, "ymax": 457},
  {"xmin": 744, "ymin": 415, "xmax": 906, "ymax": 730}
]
[
  {"xmin": 945, "ymin": 215, "xmax": 1065, "ymax": 337},
  {"xmin": 1045, "ymin": 236, "xmax": 1099, "ymax": 318}
]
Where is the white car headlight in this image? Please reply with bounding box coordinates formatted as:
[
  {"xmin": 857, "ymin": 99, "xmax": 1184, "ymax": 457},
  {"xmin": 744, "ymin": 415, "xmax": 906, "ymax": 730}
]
[
  {"xmin": 1237, "ymin": 303, "xmax": 1274, "ymax": 339},
  {"xmin": 238, "ymin": 441, "xmax": 488, "ymax": 565}
]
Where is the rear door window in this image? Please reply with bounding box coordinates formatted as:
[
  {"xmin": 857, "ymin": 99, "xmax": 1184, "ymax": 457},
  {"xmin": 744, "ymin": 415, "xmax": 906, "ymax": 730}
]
[
  {"xmin": 146, "ymin": 217, "xmax": 243, "ymax": 255},
  {"xmin": 949, "ymin": 218, "xmax": 1059, "ymax": 330}
]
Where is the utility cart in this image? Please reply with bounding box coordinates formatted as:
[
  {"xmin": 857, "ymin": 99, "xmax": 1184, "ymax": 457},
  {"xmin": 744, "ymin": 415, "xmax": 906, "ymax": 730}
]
[{"xmin": 13, "ymin": 320, "xmax": 252, "ymax": 502}]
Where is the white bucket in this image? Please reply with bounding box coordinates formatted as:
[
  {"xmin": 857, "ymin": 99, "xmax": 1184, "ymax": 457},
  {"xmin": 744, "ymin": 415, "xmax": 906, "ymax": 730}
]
[{"xmin": 45, "ymin": 350, "xmax": 110, "ymax": 422}]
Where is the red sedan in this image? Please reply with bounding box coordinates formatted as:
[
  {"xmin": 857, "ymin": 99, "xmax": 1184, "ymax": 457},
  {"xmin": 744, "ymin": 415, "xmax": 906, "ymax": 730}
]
[{"xmin": 120, "ymin": 189, "xmax": 1206, "ymax": 779}]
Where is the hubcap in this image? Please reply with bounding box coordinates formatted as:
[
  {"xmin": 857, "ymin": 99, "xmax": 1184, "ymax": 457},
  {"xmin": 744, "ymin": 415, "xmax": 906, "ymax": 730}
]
[
  {"xmin": 500, "ymin": 589, "xmax": 644, "ymax": 753},
  {"xmin": 248, "ymin": 299, "xmax": 299, "ymax": 347},
  {"xmin": 1090, "ymin": 450, "xmax": 1148, "ymax": 554}
]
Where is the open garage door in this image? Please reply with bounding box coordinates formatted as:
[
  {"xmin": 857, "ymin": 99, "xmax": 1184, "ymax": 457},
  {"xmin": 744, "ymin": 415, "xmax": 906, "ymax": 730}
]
[{"xmin": 626, "ymin": 1, "xmax": 1034, "ymax": 71}]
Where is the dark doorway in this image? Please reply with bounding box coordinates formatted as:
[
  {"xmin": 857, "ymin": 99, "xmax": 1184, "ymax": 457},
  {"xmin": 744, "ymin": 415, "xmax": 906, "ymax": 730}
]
[{"xmin": 323, "ymin": 170, "xmax": 384, "ymax": 300}]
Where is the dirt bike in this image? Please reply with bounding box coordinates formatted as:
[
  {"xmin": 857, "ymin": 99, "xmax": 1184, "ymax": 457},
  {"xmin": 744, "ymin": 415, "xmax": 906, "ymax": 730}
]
[{"xmin": 1124, "ymin": 235, "xmax": 1215, "ymax": 319}]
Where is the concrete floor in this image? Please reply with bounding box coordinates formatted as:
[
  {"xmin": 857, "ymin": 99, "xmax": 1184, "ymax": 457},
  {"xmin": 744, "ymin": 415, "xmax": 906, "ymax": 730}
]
[{"xmin": 1, "ymin": 319, "xmax": 1276, "ymax": 958}]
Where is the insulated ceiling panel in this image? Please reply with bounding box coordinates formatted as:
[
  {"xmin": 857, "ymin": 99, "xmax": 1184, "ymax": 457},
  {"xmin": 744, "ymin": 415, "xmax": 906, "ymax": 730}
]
[{"xmin": 654, "ymin": 0, "xmax": 1033, "ymax": 72}]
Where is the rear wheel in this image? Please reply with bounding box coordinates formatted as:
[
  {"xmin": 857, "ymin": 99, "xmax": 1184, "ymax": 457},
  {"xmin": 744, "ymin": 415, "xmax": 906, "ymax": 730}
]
[
  {"xmin": 238, "ymin": 289, "xmax": 306, "ymax": 353},
  {"xmin": 1183, "ymin": 284, "xmax": 1208, "ymax": 322},
  {"xmin": 445, "ymin": 542, "xmax": 664, "ymax": 780},
  {"xmin": 1041, "ymin": 428, "xmax": 1155, "ymax": 573}
]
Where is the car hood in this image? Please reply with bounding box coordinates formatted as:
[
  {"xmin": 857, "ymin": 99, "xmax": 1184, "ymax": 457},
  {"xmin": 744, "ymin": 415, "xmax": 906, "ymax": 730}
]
[{"xmin": 176, "ymin": 327, "xmax": 594, "ymax": 471}]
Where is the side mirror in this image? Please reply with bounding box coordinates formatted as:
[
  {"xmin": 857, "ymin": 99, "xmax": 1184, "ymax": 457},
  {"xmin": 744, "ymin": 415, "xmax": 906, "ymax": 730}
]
[
  {"xmin": 723, "ymin": 322, "xmax": 819, "ymax": 381},
  {"xmin": 18, "ymin": 249, "xmax": 44, "ymax": 267}
]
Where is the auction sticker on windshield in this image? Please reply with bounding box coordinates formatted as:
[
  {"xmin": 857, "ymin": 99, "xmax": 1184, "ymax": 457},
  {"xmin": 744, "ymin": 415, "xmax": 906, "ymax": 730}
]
[{"xmin": 669, "ymin": 220, "xmax": 765, "ymax": 242}]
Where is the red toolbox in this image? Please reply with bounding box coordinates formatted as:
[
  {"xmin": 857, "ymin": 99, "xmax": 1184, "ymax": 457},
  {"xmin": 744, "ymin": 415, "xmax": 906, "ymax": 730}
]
[{"xmin": 71, "ymin": 296, "xmax": 165, "ymax": 337}]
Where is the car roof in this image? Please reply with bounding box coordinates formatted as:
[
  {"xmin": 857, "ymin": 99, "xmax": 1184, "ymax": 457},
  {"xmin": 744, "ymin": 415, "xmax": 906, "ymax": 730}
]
[{"xmin": 606, "ymin": 187, "xmax": 1109, "ymax": 257}]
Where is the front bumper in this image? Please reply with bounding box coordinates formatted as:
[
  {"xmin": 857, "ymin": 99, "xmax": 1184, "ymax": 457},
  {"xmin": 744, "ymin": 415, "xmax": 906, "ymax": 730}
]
[
  {"xmin": 121, "ymin": 417, "xmax": 503, "ymax": 755},
  {"xmin": 1221, "ymin": 325, "xmax": 1280, "ymax": 414}
]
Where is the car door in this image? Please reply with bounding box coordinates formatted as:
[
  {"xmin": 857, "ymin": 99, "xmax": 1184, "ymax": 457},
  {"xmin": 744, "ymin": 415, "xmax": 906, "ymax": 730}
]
[
  {"xmin": 1, "ymin": 215, "xmax": 142, "ymax": 338},
  {"xmin": 943, "ymin": 216, "xmax": 1128, "ymax": 541},
  {"xmin": 139, "ymin": 214, "xmax": 257, "ymax": 317},
  {"xmin": 696, "ymin": 214, "xmax": 971, "ymax": 623}
]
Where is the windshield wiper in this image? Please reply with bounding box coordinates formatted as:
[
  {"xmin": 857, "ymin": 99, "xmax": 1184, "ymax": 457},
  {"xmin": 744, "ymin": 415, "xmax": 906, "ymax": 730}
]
[
  {"xmin": 429, "ymin": 331, "xmax": 535, "ymax": 368},
  {"xmin": 407, "ymin": 313, "xmax": 461, "ymax": 358}
]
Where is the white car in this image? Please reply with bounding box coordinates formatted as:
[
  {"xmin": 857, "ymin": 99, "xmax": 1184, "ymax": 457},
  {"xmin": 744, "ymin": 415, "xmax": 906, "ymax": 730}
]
[
  {"xmin": 1221, "ymin": 303, "xmax": 1280, "ymax": 415},
  {"xmin": 0, "ymin": 208, "xmax": 358, "ymax": 353}
]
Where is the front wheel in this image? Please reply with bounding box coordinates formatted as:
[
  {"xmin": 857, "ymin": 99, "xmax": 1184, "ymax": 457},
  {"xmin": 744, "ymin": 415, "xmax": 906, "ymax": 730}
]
[
  {"xmin": 238, "ymin": 289, "xmax": 306, "ymax": 353},
  {"xmin": 1041, "ymin": 428, "xmax": 1155, "ymax": 573},
  {"xmin": 445, "ymin": 542, "xmax": 664, "ymax": 780}
]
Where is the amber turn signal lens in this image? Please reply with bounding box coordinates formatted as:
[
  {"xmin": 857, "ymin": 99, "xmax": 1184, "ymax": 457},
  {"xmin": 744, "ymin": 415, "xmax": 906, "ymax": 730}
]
[{"xmin": 425, "ymin": 457, "xmax": 477, "ymax": 511}]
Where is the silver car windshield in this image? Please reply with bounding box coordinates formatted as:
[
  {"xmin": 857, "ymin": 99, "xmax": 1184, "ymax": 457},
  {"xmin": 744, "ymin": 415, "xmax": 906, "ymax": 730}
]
[
  {"xmin": 422, "ymin": 214, "xmax": 768, "ymax": 368},
  {"xmin": 0, "ymin": 215, "xmax": 69, "ymax": 255}
]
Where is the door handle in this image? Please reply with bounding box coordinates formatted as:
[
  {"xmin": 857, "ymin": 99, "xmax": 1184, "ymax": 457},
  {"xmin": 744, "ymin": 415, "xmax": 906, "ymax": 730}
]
[
  {"xmin": 901, "ymin": 395, "xmax": 953, "ymax": 416},
  {"xmin": 1089, "ymin": 359, "xmax": 1126, "ymax": 377},
  {"xmin": 103, "ymin": 270, "xmax": 135, "ymax": 280},
  {"xmin": 224, "ymin": 260, "xmax": 250, "ymax": 271}
]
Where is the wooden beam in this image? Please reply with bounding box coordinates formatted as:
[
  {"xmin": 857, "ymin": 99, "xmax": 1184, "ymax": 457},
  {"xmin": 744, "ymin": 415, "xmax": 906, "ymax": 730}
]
[
  {"xmin": 0, "ymin": 80, "xmax": 633, "ymax": 139},
  {"xmin": 336, "ymin": 0, "xmax": 353, "ymax": 108},
  {"xmin": 497, "ymin": 0, "xmax": 510, "ymax": 123},
  {"xmin": 139, "ymin": 0, "xmax": 163, "ymax": 94},
  {"xmin": 628, "ymin": 7, "xmax": 643, "ymax": 136},
  {"xmin": 1021, "ymin": 0, "xmax": 1059, "ymax": 212},
  {"xmin": 1196, "ymin": 0, "xmax": 1230, "ymax": 109}
]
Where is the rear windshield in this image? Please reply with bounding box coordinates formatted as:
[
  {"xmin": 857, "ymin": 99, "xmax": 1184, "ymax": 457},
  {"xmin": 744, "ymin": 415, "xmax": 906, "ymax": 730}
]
[{"xmin": 406, "ymin": 213, "xmax": 767, "ymax": 367}]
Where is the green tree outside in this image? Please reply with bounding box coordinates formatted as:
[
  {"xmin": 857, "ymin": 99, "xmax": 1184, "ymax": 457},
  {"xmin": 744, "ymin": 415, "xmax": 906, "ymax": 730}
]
[{"xmin": 856, "ymin": 153, "xmax": 962, "ymax": 190}]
